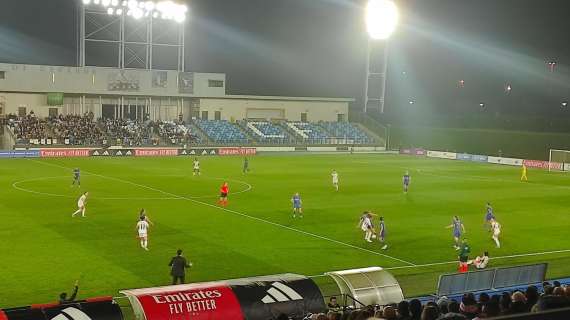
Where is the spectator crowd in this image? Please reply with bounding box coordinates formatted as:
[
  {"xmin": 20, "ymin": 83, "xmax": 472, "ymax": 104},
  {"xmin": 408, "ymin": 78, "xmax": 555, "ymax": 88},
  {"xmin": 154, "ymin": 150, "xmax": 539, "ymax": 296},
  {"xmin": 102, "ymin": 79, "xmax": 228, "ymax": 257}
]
[{"xmin": 292, "ymin": 282, "xmax": 570, "ymax": 320}]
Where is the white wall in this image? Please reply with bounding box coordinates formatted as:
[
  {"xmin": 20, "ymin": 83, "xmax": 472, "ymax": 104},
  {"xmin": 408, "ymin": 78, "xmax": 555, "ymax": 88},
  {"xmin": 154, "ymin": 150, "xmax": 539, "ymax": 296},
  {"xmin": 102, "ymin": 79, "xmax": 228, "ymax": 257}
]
[
  {"xmin": 0, "ymin": 92, "xmax": 61, "ymax": 117},
  {"xmin": 198, "ymin": 98, "xmax": 349, "ymax": 122},
  {"xmin": 0, "ymin": 63, "xmax": 226, "ymax": 98}
]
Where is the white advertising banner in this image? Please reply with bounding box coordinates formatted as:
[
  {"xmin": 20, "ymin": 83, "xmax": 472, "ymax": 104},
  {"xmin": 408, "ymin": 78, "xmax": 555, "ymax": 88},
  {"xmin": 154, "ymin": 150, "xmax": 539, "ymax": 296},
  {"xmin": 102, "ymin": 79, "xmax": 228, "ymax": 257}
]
[
  {"xmin": 487, "ymin": 156, "xmax": 523, "ymax": 166},
  {"xmin": 427, "ymin": 150, "xmax": 457, "ymax": 160}
]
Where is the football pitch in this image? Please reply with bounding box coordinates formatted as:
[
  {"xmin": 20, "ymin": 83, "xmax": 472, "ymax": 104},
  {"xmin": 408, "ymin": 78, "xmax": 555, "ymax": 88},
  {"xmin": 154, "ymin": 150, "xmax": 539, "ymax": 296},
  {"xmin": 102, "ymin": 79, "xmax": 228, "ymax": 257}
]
[{"xmin": 1, "ymin": 153, "xmax": 570, "ymax": 307}]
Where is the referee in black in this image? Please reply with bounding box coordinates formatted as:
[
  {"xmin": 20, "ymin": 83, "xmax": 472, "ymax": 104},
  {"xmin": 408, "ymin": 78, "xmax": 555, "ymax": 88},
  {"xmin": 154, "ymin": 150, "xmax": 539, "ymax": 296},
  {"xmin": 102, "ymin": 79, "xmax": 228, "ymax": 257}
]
[{"xmin": 169, "ymin": 249, "xmax": 192, "ymax": 285}]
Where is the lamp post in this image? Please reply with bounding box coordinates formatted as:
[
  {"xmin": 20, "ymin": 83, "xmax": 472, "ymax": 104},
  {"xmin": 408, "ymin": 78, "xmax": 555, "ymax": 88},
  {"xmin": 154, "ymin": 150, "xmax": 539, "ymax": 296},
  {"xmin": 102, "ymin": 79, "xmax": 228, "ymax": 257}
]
[{"xmin": 364, "ymin": 0, "xmax": 399, "ymax": 114}]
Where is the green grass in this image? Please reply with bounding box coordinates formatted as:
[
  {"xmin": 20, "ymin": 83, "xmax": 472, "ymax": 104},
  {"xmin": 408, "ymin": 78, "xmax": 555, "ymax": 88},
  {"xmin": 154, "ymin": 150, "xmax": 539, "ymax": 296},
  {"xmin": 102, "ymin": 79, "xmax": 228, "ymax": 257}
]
[
  {"xmin": 1, "ymin": 154, "xmax": 570, "ymax": 307},
  {"xmin": 390, "ymin": 126, "xmax": 570, "ymax": 160}
]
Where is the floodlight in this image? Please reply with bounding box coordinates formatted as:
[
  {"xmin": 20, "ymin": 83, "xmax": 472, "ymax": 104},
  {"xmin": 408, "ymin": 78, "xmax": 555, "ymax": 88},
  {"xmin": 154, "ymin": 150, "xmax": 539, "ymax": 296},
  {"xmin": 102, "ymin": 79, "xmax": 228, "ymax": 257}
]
[
  {"xmin": 116, "ymin": 8, "xmax": 123, "ymax": 15},
  {"xmin": 145, "ymin": 1, "xmax": 155, "ymax": 11},
  {"xmin": 562, "ymin": 101, "xmax": 568, "ymax": 108},
  {"xmin": 174, "ymin": 13, "xmax": 185, "ymax": 23},
  {"xmin": 122, "ymin": 0, "xmax": 127, "ymax": 6},
  {"xmin": 107, "ymin": 7, "xmax": 114, "ymax": 14},
  {"xmin": 102, "ymin": 0, "xmax": 111, "ymax": 7},
  {"xmin": 111, "ymin": 0, "xmax": 119, "ymax": 6},
  {"xmin": 132, "ymin": 8, "xmax": 144, "ymax": 19},
  {"xmin": 366, "ymin": 0, "xmax": 399, "ymax": 40},
  {"xmin": 153, "ymin": 11, "xmax": 159, "ymax": 18},
  {"xmin": 128, "ymin": 0, "xmax": 138, "ymax": 9},
  {"xmin": 94, "ymin": 0, "xmax": 100, "ymax": 4},
  {"xmin": 82, "ymin": 0, "xmax": 92, "ymax": 5}
]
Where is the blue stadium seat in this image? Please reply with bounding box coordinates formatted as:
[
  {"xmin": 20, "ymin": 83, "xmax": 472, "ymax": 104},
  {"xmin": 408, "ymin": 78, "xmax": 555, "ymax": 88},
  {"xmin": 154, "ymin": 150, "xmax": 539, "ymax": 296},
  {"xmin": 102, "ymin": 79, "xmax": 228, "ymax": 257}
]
[{"xmin": 194, "ymin": 120, "xmax": 248, "ymax": 144}]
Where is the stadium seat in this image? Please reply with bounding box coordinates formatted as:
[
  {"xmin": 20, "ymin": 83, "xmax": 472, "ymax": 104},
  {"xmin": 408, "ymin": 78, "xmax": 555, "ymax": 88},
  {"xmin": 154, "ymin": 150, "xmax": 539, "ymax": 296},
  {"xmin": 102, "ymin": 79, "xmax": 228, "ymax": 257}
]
[{"xmin": 194, "ymin": 120, "xmax": 248, "ymax": 144}]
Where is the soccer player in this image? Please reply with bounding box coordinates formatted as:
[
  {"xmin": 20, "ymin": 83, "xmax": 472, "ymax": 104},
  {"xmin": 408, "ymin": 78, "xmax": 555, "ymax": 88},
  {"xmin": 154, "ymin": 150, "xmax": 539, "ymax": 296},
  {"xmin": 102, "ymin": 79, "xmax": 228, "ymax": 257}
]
[
  {"xmin": 243, "ymin": 157, "xmax": 249, "ymax": 174},
  {"xmin": 445, "ymin": 216, "xmax": 465, "ymax": 250},
  {"xmin": 193, "ymin": 158, "xmax": 200, "ymax": 176},
  {"xmin": 139, "ymin": 208, "xmax": 154, "ymax": 226},
  {"xmin": 458, "ymin": 238, "xmax": 471, "ymax": 272},
  {"xmin": 219, "ymin": 182, "xmax": 229, "ymax": 207},
  {"xmin": 521, "ymin": 164, "xmax": 528, "ymax": 181},
  {"xmin": 491, "ymin": 218, "xmax": 501, "ymax": 248},
  {"xmin": 331, "ymin": 170, "xmax": 339, "ymax": 191},
  {"xmin": 484, "ymin": 202, "xmax": 495, "ymax": 231},
  {"xmin": 358, "ymin": 211, "xmax": 375, "ymax": 243},
  {"xmin": 136, "ymin": 216, "xmax": 150, "ymax": 251},
  {"xmin": 71, "ymin": 168, "xmax": 81, "ymax": 187},
  {"xmin": 72, "ymin": 192, "xmax": 88, "ymax": 217},
  {"xmin": 291, "ymin": 192, "xmax": 303, "ymax": 218},
  {"xmin": 403, "ymin": 171, "xmax": 411, "ymax": 193},
  {"xmin": 378, "ymin": 216, "xmax": 388, "ymax": 250}
]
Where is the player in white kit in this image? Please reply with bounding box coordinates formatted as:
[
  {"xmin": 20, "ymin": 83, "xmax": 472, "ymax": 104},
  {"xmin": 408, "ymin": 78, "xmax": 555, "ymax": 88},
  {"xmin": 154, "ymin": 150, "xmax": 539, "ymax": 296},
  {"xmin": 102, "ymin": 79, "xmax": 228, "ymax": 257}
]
[
  {"xmin": 136, "ymin": 216, "xmax": 150, "ymax": 251},
  {"xmin": 358, "ymin": 211, "xmax": 376, "ymax": 242},
  {"xmin": 491, "ymin": 218, "xmax": 501, "ymax": 248},
  {"xmin": 331, "ymin": 170, "xmax": 339, "ymax": 191},
  {"xmin": 193, "ymin": 158, "xmax": 200, "ymax": 176},
  {"xmin": 72, "ymin": 192, "xmax": 89, "ymax": 217}
]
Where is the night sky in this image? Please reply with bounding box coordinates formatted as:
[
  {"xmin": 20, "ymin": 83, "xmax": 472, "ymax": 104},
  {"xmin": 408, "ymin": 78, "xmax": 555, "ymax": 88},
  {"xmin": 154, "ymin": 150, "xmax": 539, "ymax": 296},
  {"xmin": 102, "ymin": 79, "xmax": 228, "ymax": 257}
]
[{"xmin": 0, "ymin": 0, "xmax": 569, "ymax": 120}]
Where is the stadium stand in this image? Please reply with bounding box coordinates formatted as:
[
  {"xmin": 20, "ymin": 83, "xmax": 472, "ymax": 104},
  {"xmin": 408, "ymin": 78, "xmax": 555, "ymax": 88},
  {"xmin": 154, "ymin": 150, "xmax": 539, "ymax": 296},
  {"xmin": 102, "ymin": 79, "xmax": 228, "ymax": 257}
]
[
  {"xmin": 156, "ymin": 120, "xmax": 199, "ymax": 145},
  {"xmin": 194, "ymin": 119, "xmax": 248, "ymax": 144},
  {"xmin": 287, "ymin": 122, "xmax": 331, "ymax": 144},
  {"xmin": 7, "ymin": 113, "xmax": 49, "ymax": 145},
  {"xmin": 245, "ymin": 121, "xmax": 292, "ymax": 144},
  {"xmin": 308, "ymin": 282, "xmax": 570, "ymax": 320},
  {"xmin": 101, "ymin": 119, "xmax": 155, "ymax": 146},
  {"xmin": 320, "ymin": 121, "xmax": 374, "ymax": 144}
]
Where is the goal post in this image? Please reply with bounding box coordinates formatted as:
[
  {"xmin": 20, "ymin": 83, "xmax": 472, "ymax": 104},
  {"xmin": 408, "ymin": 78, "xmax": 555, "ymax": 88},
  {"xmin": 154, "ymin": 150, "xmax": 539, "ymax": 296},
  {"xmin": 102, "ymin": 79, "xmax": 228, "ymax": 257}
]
[{"xmin": 548, "ymin": 149, "xmax": 570, "ymax": 172}]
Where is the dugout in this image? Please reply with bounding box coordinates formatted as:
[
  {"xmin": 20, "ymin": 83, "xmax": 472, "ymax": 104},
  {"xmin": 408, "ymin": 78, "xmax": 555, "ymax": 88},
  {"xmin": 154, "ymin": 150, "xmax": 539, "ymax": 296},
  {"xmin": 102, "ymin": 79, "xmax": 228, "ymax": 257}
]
[{"xmin": 325, "ymin": 267, "xmax": 404, "ymax": 307}]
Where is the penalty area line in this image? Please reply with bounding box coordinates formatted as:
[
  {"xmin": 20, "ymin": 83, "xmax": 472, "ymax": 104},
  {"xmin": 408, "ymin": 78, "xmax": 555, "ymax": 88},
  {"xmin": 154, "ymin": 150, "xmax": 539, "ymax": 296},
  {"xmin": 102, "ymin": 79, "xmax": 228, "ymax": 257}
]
[{"xmin": 28, "ymin": 159, "xmax": 416, "ymax": 267}]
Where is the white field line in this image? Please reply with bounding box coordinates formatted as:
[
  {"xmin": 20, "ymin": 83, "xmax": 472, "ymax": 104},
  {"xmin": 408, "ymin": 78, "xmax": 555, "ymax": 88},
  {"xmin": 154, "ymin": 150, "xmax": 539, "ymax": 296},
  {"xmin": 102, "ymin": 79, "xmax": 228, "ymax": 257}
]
[
  {"xmin": 28, "ymin": 159, "xmax": 416, "ymax": 266},
  {"xmin": 384, "ymin": 248, "xmax": 570, "ymax": 271},
  {"xmin": 11, "ymin": 174, "xmax": 252, "ymax": 200},
  {"xmin": 305, "ymin": 248, "xmax": 570, "ymax": 278}
]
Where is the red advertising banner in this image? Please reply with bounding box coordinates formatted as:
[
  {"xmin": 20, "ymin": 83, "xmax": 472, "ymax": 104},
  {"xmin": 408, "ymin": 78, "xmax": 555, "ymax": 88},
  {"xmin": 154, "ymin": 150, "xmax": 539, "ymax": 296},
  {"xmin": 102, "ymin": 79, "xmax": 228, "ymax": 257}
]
[
  {"xmin": 134, "ymin": 149, "xmax": 179, "ymax": 157},
  {"xmin": 40, "ymin": 149, "xmax": 91, "ymax": 158},
  {"xmin": 218, "ymin": 148, "xmax": 257, "ymax": 156},
  {"xmin": 134, "ymin": 285, "xmax": 244, "ymax": 320},
  {"xmin": 523, "ymin": 159, "xmax": 562, "ymax": 170}
]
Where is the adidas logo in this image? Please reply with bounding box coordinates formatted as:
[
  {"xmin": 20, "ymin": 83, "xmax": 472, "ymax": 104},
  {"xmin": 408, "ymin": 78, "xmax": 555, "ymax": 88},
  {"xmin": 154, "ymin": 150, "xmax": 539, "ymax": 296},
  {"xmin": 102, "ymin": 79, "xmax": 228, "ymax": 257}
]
[
  {"xmin": 260, "ymin": 282, "xmax": 303, "ymax": 304},
  {"xmin": 51, "ymin": 307, "xmax": 92, "ymax": 320}
]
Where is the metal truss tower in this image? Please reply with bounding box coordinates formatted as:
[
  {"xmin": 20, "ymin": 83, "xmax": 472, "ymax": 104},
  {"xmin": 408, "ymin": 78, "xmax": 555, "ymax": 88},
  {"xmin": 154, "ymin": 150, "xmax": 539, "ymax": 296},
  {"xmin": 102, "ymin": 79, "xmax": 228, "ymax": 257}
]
[{"xmin": 77, "ymin": 3, "xmax": 185, "ymax": 71}]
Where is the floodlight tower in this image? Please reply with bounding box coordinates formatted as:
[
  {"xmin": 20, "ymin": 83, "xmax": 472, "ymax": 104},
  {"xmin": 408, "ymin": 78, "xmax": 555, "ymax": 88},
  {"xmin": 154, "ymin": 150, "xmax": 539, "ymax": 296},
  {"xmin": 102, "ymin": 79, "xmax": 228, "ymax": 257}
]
[
  {"xmin": 78, "ymin": 0, "xmax": 188, "ymax": 70},
  {"xmin": 364, "ymin": 0, "xmax": 398, "ymax": 113}
]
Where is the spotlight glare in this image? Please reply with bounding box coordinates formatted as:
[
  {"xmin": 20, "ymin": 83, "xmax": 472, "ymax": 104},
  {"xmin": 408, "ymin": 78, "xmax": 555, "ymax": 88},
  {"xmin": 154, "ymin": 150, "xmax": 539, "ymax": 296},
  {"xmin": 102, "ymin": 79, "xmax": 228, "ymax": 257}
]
[
  {"xmin": 102, "ymin": 0, "xmax": 111, "ymax": 7},
  {"xmin": 366, "ymin": 0, "xmax": 399, "ymax": 40},
  {"xmin": 82, "ymin": 0, "xmax": 92, "ymax": 5},
  {"xmin": 145, "ymin": 1, "xmax": 155, "ymax": 11},
  {"xmin": 128, "ymin": 0, "xmax": 138, "ymax": 9},
  {"xmin": 132, "ymin": 8, "xmax": 144, "ymax": 19},
  {"xmin": 174, "ymin": 13, "xmax": 185, "ymax": 23},
  {"xmin": 94, "ymin": 0, "xmax": 100, "ymax": 4},
  {"xmin": 122, "ymin": 1, "xmax": 127, "ymax": 6},
  {"xmin": 111, "ymin": 0, "xmax": 119, "ymax": 6},
  {"xmin": 107, "ymin": 7, "xmax": 114, "ymax": 14},
  {"xmin": 153, "ymin": 11, "xmax": 159, "ymax": 18},
  {"xmin": 116, "ymin": 8, "xmax": 123, "ymax": 15}
]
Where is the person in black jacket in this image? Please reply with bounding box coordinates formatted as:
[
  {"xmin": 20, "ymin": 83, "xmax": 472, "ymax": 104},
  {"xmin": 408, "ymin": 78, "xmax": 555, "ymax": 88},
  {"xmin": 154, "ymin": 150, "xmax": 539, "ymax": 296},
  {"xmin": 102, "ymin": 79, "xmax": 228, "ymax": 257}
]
[
  {"xmin": 59, "ymin": 280, "xmax": 79, "ymax": 304},
  {"xmin": 169, "ymin": 249, "xmax": 192, "ymax": 285}
]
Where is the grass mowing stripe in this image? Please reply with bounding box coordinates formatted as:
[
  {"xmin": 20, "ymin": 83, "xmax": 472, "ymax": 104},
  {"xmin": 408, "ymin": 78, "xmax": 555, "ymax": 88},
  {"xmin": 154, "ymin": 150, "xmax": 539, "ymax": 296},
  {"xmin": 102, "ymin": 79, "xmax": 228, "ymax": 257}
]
[{"xmin": 30, "ymin": 159, "xmax": 417, "ymax": 267}]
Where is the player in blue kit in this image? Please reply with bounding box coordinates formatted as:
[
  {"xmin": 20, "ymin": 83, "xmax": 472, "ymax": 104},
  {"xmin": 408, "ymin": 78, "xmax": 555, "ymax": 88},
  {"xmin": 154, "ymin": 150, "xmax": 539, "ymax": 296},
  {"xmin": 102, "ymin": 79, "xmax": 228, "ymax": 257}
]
[
  {"xmin": 403, "ymin": 171, "xmax": 411, "ymax": 193},
  {"xmin": 484, "ymin": 202, "xmax": 495, "ymax": 231},
  {"xmin": 71, "ymin": 168, "xmax": 81, "ymax": 187},
  {"xmin": 446, "ymin": 216, "xmax": 466, "ymax": 250},
  {"xmin": 378, "ymin": 216, "xmax": 388, "ymax": 250},
  {"xmin": 291, "ymin": 192, "xmax": 303, "ymax": 218}
]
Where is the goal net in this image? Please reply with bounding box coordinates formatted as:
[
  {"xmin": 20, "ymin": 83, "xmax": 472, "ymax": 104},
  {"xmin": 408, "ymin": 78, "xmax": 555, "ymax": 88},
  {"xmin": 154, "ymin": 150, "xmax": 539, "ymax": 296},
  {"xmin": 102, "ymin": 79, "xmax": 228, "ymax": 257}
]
[{"xmin": 548, "ymin": 149, "xmax": 570, "ymax": 172}]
